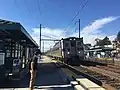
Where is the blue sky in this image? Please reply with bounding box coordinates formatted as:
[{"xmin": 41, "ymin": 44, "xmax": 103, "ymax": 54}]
[{"xmin": 0, "ymin": 0, "xmax": 120, "ymax": 50}]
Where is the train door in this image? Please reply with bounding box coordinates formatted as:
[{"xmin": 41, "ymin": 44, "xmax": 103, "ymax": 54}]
[{"xmin": 70, "ymin": 39, "xmax": 76, "ymax": 56}]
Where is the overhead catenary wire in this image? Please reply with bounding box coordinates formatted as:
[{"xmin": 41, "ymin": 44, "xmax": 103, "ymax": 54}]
[
  {"xmin": 36, "ymin": 25, "xmax": 59, "ymax": 39},
  {"xmin": 41, "ymin": 34, "xmax": 58, "ymax": 39},
  {"xmin": 14, "ymin": 0, "xmax": 22, "ymax": 13},
  {"xmin": 23, "ymin": 0, "xmax": 29, "ymax": 15},
  {"xmin": 14, "ymin": 0, "xmax": 29, "ymax": 16},
  {"xmin": 75, "ymin": 27, "xmax": 78, "ymax": 33},
  {"xmin": 70, "ymin": 0, "xmax": 88, "ymax": 25},
  {"xmin": 37, "ymin": 0, "xmax": 42, "ymax": 16},
  {"xmin": 62, "ymin": 0, "xmax": 89, "ymax": 34}
]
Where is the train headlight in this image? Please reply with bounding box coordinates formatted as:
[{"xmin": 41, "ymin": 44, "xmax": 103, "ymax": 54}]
[
  {"xmin": 9, "ymin": 73, "xmax": 13, "ymax": 76},
  {"xmin": 78, "ymin": 51, "xmax": 80, "ymax": 53},
  {"xmin": 74, "ymin": 38, "xmax": 76, "ymax": 40},
  {"xmin": 70, "ymin": 39, "xmax": 72, "ymax": 40},
  {"xmin": 68, "ymin": 52, "xmax": 70, "ymax": 54}
]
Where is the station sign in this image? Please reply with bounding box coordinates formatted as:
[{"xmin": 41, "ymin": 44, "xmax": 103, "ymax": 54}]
[{"xmin": 12, "ymin": 59, "xmax": 20, "ymax": 73}]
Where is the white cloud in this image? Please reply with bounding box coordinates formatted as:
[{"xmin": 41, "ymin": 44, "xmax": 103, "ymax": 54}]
[
  {"xmin": 31, "ymin": 16, "xmax": 119, "ymax": 52},
  {"xmin": 72, "ymin": 16, "xmax": 119, "ymax": 45},
  {"xmin": 109, "ymin": 35, "xmax": 116, "ymax": 41},
  {"xmin": 81, "ymin": 16, "xmax": 119, "ymax": 34},
  {"xmin": 31, "ymin": 27, "xmax": 67, "ymax": 52},
  {"xmin": 32, "ymin": 27, "xmax": 66, "ymax": 39}
]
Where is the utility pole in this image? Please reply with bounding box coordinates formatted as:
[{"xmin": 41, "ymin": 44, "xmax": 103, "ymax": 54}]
[
  {"xmin": 43, "ymin": 41, "xmax": 44, "ymax": 54},
  {"xmin": 40, "ymin": 24, "xmax": 41, "ymax": 59},
  {"xmin": 79, "ymin": 19, "xmax": 80, "ymax": 38}
]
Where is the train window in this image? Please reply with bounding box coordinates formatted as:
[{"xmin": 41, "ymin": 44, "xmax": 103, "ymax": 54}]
[
  {"xmin": 71, "ymin": 43, "xmax": 73, "ymax": 47},
  {"xmin": 67, "ymin": 49, "xmax": 70, "ymax": 52},
  {"xmin": 77, "ymin": 42, "xmax": 83, "ymax": 46},
  {"xmin": 71, "ymin": 41, "xmax": 75, "ymax": 47},
  {"xmin": 77, "ymin": 48, "xmax": 80, "ymax": 51},
  {"xmin": 77, "ymin": 42, "xmax": 82, "ymax": 46},
  {"xmin": 64, "ymin": 43, "xmax": 69, "ymax": 47},
  {"xmin": 77, "ymin": 47, "xmax": 83, "ymax": 50}
]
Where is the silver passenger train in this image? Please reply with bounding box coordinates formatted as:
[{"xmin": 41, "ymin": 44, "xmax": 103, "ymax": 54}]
[{"xmin": 46, "ymin": 37, "xmax": 85, "ymax": 65}]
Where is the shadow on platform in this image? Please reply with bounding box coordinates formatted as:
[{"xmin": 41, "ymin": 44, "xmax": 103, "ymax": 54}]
[{"xmin": 0, "ymin": 62, "xmax": 67, "ymax": 89}]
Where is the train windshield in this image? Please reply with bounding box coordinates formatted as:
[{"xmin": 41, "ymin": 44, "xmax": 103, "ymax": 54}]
[
  {"xmin": 71, "ymin": 41, "xmax": 76, "ymax": 47},
  {"xmin": 65, "ymin": 42, "xmax": 69, "ymax": 47},
  {"xmin": 77, "ymin": 42, "xmax": 82, "ymax": 46}
]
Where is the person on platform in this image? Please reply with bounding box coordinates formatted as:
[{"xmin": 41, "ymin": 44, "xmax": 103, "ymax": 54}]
[{"xmin": 29, "ymin": 51, "xmax": 39, "ymax": 90}]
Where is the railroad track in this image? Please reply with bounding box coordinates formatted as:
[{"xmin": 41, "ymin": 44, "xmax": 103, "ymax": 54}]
[
  {"xmin": 96, "ymin": 65, "xmax": 120, "ymax": 74},
  {"xmin": 51, "ymin": 57, "xmax": 120, "ymax": 89},
  {"xmin": 74, "ymin": 65, "xmax": 120, "ymax": 89},
  {"xmin": 57, "ymin": 61, "xmax": 103, "ymax": 85},
  {"xmin": 107, "ymin": 64, "xmax": 120, "ymax": 70}
]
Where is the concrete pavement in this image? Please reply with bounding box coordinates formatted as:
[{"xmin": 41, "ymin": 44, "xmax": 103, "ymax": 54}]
[{"xmin": 0, "ymin": 56, "xmax": 73, "ymax": 90}]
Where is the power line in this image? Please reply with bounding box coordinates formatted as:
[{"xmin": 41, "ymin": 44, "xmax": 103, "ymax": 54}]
[
  {"xmin": 75, "ymin": 20, "xmax": 79, "ymax": 25},
  {"xmin": 23, "ymin": 0, "xmax": 29, "ymax": 14},
  {"xmin": 70, "ymin": 0, "xmax": 88, "ymax": 24},
  {"xmin": 41, "ymin": 35, "xmax": 58, "ymax": 39},
  {"xmin": 14, "ymin": 0, "xmax": 22, "ymax": 13},
  {"xmin": 36, "ymin": 26, "xmax": 58, "ymax": 39},
  {"xmin": 63, "ymin": 0, "xmax": 88, "ymax": 34},
  {"xmin": 37, "ymin": 0, "xmax": 42, "ymax": 16},
  {"xmin": 75, "ymin": 27, "xmax": 78, "ymax": 33},
  {"xmin": 41, "ymin": 39, "xmax": 60, "ymax": 41},
  {"xmin": 14, "ymin": 0, "xmax": 29, "ymax": 16}
]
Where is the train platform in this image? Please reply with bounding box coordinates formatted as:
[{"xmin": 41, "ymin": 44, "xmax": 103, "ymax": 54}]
[{"xmin": 0, "ymin": 56, "xmax": 73, "ymax": 90}]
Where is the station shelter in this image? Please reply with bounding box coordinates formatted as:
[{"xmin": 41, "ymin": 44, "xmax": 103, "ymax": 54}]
[{"xmin": 0, "ymin": 19, "xmax": 38, "ymax": 80}]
